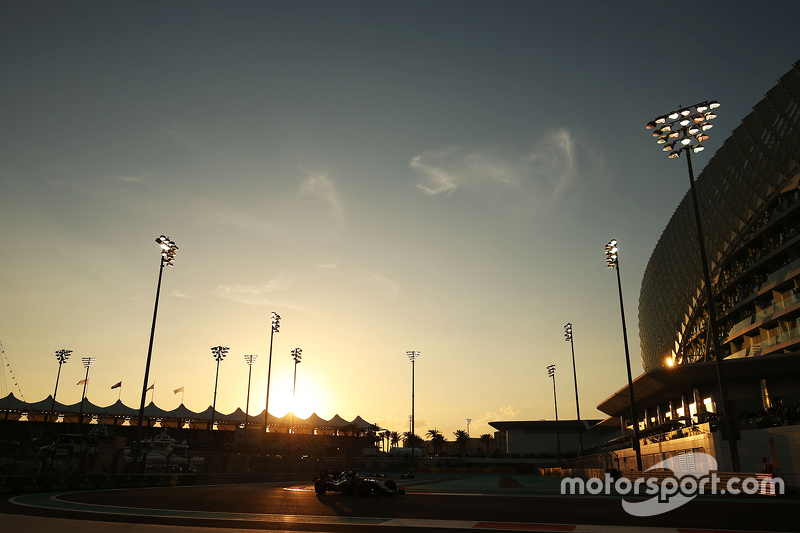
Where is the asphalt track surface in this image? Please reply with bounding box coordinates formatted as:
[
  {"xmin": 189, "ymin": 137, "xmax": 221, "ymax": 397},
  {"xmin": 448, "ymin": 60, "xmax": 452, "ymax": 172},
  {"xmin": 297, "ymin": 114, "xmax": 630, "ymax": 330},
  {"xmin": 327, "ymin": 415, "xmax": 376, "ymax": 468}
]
[{"xmin": 2, "ymin": 474, "xmax": 799, "ymax": 533}]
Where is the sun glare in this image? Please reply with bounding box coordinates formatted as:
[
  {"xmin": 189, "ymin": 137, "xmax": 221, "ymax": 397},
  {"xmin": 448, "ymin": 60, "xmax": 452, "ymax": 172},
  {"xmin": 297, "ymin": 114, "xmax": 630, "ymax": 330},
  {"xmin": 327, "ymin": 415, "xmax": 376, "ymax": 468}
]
[{"xmin": 266, "ymin": 376, "xmax": 329, "ymax": 420}]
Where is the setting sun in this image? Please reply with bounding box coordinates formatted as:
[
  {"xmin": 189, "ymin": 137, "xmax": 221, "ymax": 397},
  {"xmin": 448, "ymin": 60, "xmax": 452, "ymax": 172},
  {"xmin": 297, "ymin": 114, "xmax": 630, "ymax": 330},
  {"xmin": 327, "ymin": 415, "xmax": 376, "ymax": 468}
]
[{"xmin": 264, "ymin": 375, "xmax": 330, "ymax": 420}]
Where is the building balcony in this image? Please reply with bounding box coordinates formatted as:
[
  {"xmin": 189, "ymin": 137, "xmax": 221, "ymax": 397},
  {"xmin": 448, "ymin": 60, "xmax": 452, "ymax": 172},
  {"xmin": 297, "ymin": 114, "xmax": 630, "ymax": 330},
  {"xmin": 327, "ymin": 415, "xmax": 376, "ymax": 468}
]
[{"xmin": 728, "ymin": 324, "xmax": 800, "ymax": 360}]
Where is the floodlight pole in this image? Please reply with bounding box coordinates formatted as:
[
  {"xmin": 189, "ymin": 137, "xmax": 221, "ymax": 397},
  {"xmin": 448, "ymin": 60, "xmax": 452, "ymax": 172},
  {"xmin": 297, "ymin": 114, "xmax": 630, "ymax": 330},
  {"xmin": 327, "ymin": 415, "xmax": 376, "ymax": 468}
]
[
  {"xmin": 135, "ymin": 235, "xmax": 178, "ymax": 462},
  {"xmin": 210, "ymin": 346, "xmax": 229, "ymax": 431},
  {"xmin": 263, "ymin": 312, "xmax": 280, "ymax": 440},
  {"xmin": 291, "ymin": 348, "xmax": 302, "ymax": 433},
  {"xmin": 565, "ymin": 324, "xmax": 583, "ymax": 456},
  {"xmin": 243, "ymin": 355, "xmax": 257, "ymax": 448},
  {"xmin": 606, "ymin": 240, "xmax": 643, "ymax": 471},
  {"xmin": 289, "ymin": 347, "xmax": 302, "ymax": 464},
  {"xmin": 407, "ymin": 351, "xmax": 420, "ymax": 465},
  {"xmin": 685, "ymin": 148, "xmax": 741, "ymax": 472},
  {"xmin": 137, "ymin": 260, "xmax": 163, "ymax": 436},
  {"xmin": 547, "ymin": 365, "xmax": 561, "ymax": 460},
  {"xmin": 647, "ymin": 102, "xmax": 740, "ymax": 471},
  {"xmin": 49, "ymin": 349, "xmax": 71, "ymax": 424},
  {"xmin": 77, "ymin": 358, "xmax": 96, "ymax": 427}
]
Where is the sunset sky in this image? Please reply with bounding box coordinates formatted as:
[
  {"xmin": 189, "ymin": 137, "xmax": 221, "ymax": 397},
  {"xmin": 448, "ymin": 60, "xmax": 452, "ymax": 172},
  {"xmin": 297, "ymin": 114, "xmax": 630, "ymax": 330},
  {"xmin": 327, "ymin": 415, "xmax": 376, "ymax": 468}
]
[{"xmin": 1, "ymin": 1, "xmax": 798, "ymax": 440}]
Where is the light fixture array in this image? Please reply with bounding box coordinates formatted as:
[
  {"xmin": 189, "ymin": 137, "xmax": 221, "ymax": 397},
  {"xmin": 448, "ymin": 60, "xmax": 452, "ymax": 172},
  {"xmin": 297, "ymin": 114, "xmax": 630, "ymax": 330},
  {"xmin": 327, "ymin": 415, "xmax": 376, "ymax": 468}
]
[
  {"xmin": 646, "ymin": 101, "xmax": 720, "ymax": 158},
  {"xmin": 157, "ymin": 235, "xmax": 179, "ymax": 266},
  {"xmin": 211, "ymin": 345, "xmax": 229, "ymax": 362},
  {"xmin": 605, "ymin": 239, "xmax": 619, "ymax": 269}
]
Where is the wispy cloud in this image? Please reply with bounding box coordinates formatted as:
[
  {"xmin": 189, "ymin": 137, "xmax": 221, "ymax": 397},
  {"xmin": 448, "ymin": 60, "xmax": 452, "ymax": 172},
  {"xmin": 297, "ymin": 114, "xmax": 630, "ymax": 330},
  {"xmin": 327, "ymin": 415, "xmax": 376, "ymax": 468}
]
[
  {"xmin": 168, "ymin": 290, "xmax": 189, "ymax": 298},
  {"xmin": 207, "ymin": 207, "xmax": 289, "ymax": 239},
  {"xmin": 216, "ymin": 273, "xmax": 297, "ymax": 306},
  {"xmin": 113, "ymin": 175, "xmax": 145, "ymax": 183},
  {"xmin": 164, "ymin": 128, "xmax": 223, "ymax": 157},
  {"xmin": 474, "ymin": 405, "xmax": 521, "ymax": 429},
  {"xmin": 413, "ymin": 416, "xmax": 431, "ymax": 432},
  {"xmin": 299, "ymin": 170, "xmax": 343, "ymax": 217},
  {"xmin": 358, "ymin": 269, "xmax": 401, "ymax": 297},
  {"xmin": 410, "ymin": 148, "xmax": 461, "ymax": 195},
  {"xmin": 410, "ymin": 130, "xmax": 579, "ymax": 208},
  {"xmin": 369, "ymin": 412, "xmax": 431, "ymax": 434},
  {"xmin": 499, "ymin": 405, "xmax": 520, "ymax": 417},
  {"xmin": 522, "ymin": 129, "xmax": 577, "ymax": 208}
]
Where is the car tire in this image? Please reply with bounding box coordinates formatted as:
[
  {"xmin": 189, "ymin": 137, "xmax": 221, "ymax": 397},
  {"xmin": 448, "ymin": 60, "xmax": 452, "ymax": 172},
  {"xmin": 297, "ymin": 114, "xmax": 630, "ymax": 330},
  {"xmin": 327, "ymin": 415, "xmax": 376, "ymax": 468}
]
[
  {"xmin": 356, "ymin": 481, "xmax": 370, "ymax": 497},
  {"xmin": 385, "ymin": 480, "xmax": 397, "ymax": 491},
  {"xmin": 314, "ymin": 479, "xmax": 327, "ymax": 494}
]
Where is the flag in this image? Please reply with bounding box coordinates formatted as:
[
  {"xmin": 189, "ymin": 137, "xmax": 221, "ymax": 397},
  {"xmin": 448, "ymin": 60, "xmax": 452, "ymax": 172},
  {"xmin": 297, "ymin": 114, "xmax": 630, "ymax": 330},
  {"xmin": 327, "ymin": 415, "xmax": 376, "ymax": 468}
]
[
  {"xmin": 77, "ymin": 379, "xmax": 88, "ymax": 385},
  {"xmin": 147, "ymin": 383, "xmax": 155, "ymax": 391},
  {"xmin": 174, "ymin": 386, "xmax": 184, "ymax": 394},
  {"xmin": 111, "ymin": 381, "xmax": 122, "ymax": 389}
]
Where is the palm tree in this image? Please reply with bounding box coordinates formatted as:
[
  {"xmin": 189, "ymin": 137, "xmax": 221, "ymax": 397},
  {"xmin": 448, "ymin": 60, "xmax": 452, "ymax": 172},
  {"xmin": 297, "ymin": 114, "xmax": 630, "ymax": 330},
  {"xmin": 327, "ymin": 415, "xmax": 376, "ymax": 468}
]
[
  {"xmin": 479, "ymin": 433, "xmax": 493, "ymax": 455},
  {"xmin": 366, "ymin": 423, "xmax": 381, "ymax": 447},
  {"xmin": 390, "ymin": 431, "xmax": 400, "ymax": 449},
  {"xmin": 454, "ymin": 429, "xmax": 469, "ymax": 455},
  {"xmin": 403, "ymin": 431, "xmax": 422, "ymax": 449},
  {"xmin": 426, "ymin": 428, "xmax": 445, "ymax": 456},
  {"xmin": 433, "ymin": 433, "xmax": 446, "ymax": 456}
]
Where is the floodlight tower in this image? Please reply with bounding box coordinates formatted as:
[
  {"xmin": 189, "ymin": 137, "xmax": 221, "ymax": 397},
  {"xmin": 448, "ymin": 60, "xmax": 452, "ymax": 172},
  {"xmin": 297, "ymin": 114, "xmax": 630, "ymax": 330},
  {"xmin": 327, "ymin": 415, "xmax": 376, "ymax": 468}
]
[
  {"xmin": 547, "ymin": 364, "xmax": 561, "ymax": 460},
  {"xmin": 406, "ymin": 351, "xmax": 420, "ymax": 439},
  {"xmin": 49, "ymin": 349, "xmax": 72, "ymax": 423},
  {"xmin": 565, "ymin": 323, "xmax": 582, "ymax": 456},
  {"xmin": 645, "ymin": 101, "xmax": 740, "ymax": 472},
  {"xmin": 210, "ymin": 346, "xmax": 229, "ymax": 431},
  {"xmin": 77, "ymin": 357, "xmax": 97, "ymax": 427},
  {"xmin": 605, "ymin": 239, "xmax": 642, "ymax": 470},
  {"xmin": 136, "ymin": 235, "xmax": 178, "ymax": 448},
  {"xmin": 243, "ymin": 354, "xmax": 258, "ymax": 447},
  {"xmin": 291, "ymin": 348, "xmax": 302, "ymax": 432},
  {"xmin": 263, "ymin": 312, "xmax": 280, "ymax": 436}
]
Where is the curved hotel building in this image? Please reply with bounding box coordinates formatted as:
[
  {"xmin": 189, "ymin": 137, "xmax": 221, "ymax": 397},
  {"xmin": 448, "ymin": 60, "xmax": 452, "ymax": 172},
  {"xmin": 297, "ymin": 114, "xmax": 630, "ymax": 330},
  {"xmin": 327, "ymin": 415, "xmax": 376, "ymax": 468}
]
[
  {"xmin": 595, "ymin": 61, "xmax": 800, "ymax": 471},
  {"xmin": 640, "ymin": 62, "xmax": 800, "ymax": 372}
]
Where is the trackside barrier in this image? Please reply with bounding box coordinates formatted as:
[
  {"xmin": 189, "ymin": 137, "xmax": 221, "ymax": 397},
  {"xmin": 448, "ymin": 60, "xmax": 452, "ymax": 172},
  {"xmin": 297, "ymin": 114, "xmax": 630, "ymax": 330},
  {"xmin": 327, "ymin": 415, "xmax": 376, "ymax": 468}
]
[
  {"xmin": 410, "ymin": 467, "xmax": 521, "ymax": 474},
  {"xmin": 0, "ymin": 473, "xmax": 197, "ymax": 494},
  {"xmin": 197, "ymin": 473, "xmax": 312, "ymax": 485},
  {"xmin": 618, "ymin": 470, "xmax": 782, "ymax": 497}
]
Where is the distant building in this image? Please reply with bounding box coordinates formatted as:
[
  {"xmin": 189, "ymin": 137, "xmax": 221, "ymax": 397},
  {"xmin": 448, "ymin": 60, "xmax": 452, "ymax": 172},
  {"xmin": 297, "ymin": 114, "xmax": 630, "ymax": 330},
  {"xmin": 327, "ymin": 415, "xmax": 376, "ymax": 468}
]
[{"xmin": 489, "ymin": 419, "xmax": 610, "ymax": 456}]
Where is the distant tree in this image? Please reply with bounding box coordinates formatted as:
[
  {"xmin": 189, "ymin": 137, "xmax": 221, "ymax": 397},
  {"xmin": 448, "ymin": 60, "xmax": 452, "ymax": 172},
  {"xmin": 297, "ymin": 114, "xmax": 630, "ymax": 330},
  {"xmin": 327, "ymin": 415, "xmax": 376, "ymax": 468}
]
[
  {"xmin": 426, "ymin": 428, "xmax": 445, "ymax": 456},
  {"xmin": 453, "ymin": 429, "xmax": 469, "ymax": 454},
  {"xmin": 403, "ymin": 431, "xmax": 423, "ymax": 449},
  {"xmin": 365, "ymin": 423, "xmax": 380, "ymax": 446},
  {"xmin": 390, "ymin": 431, "xmax": 401, "ymax": 448},
  {"xmin": 479, "ymin": 433, "xmax": 493, "ymax": 454},
  {"xmin": 379, "ymin": 430, "xmax": 390, "ymax": 452}
]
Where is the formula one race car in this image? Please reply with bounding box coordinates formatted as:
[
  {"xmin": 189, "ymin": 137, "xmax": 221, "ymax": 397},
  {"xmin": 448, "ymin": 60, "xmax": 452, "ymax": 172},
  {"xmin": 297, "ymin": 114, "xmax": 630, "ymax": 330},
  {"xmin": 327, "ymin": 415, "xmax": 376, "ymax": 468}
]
[{"xmin": 313, "ymin": 470, "xmax": 405, "ymax": 496}]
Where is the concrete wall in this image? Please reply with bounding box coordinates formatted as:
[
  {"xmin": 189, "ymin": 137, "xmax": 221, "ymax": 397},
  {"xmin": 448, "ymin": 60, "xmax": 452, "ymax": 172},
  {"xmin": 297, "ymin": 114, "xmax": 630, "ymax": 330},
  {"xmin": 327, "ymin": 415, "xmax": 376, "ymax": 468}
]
[
  {"xmin": 612, "ymin": 425, "xmax": 800, "ymax": 487},
  {"xmin": 737, "ymin": 425, "xmax": 800, "ymax": 486},
  {"xmin": 505, "ymin": 428, "xmax": 609, "ymax": 456}
]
